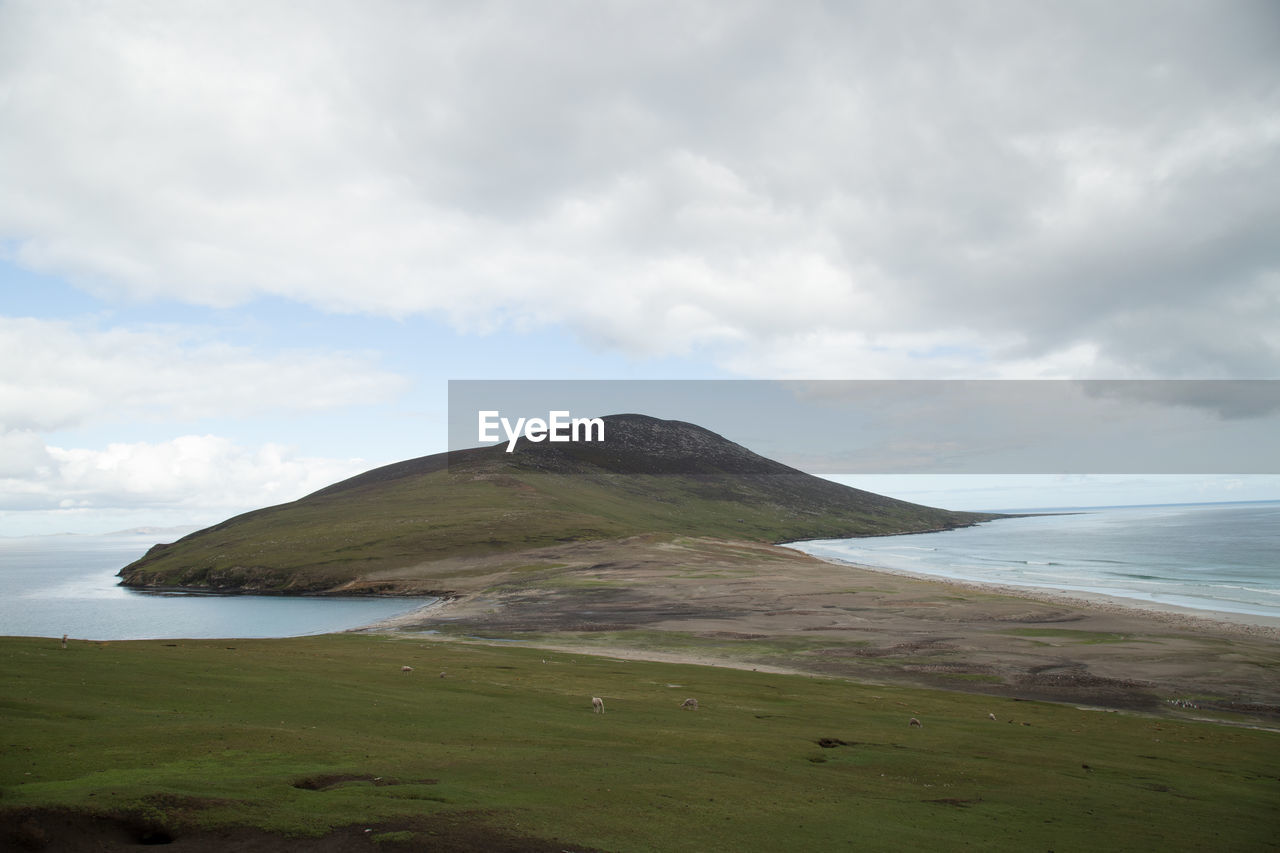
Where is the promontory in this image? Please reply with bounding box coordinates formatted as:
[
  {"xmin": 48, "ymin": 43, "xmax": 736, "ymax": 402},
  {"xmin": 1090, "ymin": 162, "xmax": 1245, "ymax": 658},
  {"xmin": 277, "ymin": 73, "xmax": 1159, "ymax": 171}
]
[{"xmin": 117, "ymin": 413, "xmax": 998, "ymax": 596}]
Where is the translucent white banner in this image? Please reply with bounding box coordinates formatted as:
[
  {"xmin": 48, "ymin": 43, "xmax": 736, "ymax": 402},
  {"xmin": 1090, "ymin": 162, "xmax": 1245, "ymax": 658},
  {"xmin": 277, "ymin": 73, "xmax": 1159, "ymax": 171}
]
[{"xmin": 448, "ymin": 380, "xmax": 1280, "ymax": 474}]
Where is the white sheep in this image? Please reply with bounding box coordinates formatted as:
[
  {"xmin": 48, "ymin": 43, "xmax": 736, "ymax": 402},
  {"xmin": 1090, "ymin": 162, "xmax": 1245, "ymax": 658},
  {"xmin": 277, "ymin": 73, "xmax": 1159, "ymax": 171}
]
[
  {"xmin": 400, "ymin": 665, "xmax": 413, "ymax": 673},
  {"xmin": 988, "ymin": 713, "xmax": 997, "ymax": 721},
  {"xmin": 681, "ymin": 698, "xmax": 698, "ymax": 710},
  {"xmin": 592, "ymin": 696, "xmax": 605, "ymax": 714},
  {"xmin": 909, "ymin": 717, "xmax": 922, "ymax": 728}
]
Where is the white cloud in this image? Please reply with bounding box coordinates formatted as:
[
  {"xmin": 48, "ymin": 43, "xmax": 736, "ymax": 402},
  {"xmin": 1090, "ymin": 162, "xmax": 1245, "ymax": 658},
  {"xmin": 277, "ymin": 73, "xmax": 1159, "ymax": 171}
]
[
  {"xmin": 1, "ymin": 1, "xmax": 1276, "ymax": 378},
  {"xmin": 0, "ymin": 315, "xmax": 405, "ymax": 532},
  {"xmin": 0, "ymin": 429, "xmax": 49, "ymax": 478},
  {"xmin": 0, "ymin": 317, "xmax": 406, "ymax": 433},
  {"xmin": 0, "ymin": 433, "xmax": 368, "ymax": 534},
  {"xmin": 38, "ymin": 434, "xmax": 363, "ymax": 509}
]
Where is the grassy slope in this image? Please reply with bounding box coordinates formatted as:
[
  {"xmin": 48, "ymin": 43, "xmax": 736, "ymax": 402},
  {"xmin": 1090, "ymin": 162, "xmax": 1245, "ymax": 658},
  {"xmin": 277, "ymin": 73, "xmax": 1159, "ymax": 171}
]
[
  {"xmin": 118, "ymin": 446, "xmax": 994, "ymax": 593},
  {"xmin": 2, "ymin": 634, "xmax": 1276, "ymax": 851}
]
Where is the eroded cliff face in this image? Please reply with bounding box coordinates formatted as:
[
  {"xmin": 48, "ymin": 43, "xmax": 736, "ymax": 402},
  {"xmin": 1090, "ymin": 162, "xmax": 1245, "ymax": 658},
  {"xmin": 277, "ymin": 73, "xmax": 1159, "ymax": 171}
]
[
  {"xmin": 120, "ymin": 563, "xmax": 322, "ymax": 594},
  {"xmin": 119, "ymin": 560, "xmax": 452, "ymax": 596}
]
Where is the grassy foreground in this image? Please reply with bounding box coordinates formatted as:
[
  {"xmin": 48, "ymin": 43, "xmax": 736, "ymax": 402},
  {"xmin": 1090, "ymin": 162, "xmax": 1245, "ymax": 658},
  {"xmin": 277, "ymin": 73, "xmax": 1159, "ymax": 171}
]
[{"xmin": 2, "ymin": 633, "xmax": 1277, "ymax": 851}]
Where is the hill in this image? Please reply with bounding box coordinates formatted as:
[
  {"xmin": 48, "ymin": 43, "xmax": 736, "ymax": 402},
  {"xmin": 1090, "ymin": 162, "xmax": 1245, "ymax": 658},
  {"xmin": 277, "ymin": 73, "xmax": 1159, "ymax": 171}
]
[{"xmin": 117, "ymin": 414, "xmax": 999, "ymax": 594}]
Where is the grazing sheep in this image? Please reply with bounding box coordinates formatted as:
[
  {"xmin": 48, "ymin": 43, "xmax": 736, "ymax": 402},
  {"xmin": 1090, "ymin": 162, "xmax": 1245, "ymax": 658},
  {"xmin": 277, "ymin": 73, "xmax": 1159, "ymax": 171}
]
[
  {"xmin": 681, "ymin": 698, "xmax": 698, "ymax": 710},
  {"xmin": 592, "ymin": 696, "xmax": 605, "ymax": 714},
  {"xmin": 400, "ymin": 666, "xmax": 413, "ymax": 673},
  {"xmin": 909, "ymin": 717, "xmax": 922, "ymax": 728},
  {"xmin": 988, "ymin": 713, "xmax": 997, "ymax": 721},
  {"xmin": 439, "ymin": 671, "xmax": 447, "ymax": 678}
]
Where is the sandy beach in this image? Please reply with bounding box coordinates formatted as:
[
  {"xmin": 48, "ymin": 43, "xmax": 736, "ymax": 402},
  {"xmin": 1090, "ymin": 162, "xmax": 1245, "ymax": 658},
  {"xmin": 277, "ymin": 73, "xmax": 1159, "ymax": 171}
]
[{"xmin": 357, "ymin": 534, "xmax": 1280, "ymax": 721}]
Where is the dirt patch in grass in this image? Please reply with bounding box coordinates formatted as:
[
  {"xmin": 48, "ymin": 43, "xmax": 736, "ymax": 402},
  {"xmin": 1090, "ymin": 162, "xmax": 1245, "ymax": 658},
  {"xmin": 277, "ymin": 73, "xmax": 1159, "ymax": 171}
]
[
  {"xmin": 292, "ymin": 774, "xmax": 438, "ymax": 791},
  {"xmin": 1013, "ymin": 663, "xmax": 1159, "ymax": 710},
  {"xmin": 0, "ymin": 807, "xmax": 607, "ymax": 853}
]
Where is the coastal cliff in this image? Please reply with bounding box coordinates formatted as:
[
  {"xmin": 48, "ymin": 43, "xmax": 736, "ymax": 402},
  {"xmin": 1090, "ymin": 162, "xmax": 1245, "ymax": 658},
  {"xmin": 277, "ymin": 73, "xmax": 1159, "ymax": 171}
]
[{"xmin": 117, "ymin": 414, "xmax": 1000, "ymax": 594}]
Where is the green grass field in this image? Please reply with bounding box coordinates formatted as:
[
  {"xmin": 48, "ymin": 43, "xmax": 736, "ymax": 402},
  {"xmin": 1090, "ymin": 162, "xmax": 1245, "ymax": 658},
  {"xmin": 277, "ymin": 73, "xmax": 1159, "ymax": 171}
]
[{"xmin": 2, "ymin": 633, "xmax": 1277, "ymax": 851}]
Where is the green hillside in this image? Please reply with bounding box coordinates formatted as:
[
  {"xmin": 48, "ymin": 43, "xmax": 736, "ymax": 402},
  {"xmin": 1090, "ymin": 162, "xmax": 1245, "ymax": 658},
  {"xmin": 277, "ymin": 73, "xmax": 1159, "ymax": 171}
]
[
  {"xmin": 3, "ymin": 634, "xmax": 1275, "ymax": 852},
  {"xmin": 118, "ymin": 414, "xmax": 998, "ymax": 594}
]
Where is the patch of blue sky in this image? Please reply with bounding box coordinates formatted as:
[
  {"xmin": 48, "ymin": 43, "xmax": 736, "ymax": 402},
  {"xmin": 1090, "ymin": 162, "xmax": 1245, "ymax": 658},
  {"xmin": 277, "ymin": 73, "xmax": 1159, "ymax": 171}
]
[
  {"xmin": 905, "ymin": 343, "xmax": 988, "ymax": 362},
  {"xmin": 1, "ymin": 259, "xmax": 102, "ymax": 315},
  {"xmin": 8, "ymin": 259, "xmax": 728, "ymax": 463},
  {"xmin": 4, "ymin": 258, "xmax": 722, "ymax": 382}
]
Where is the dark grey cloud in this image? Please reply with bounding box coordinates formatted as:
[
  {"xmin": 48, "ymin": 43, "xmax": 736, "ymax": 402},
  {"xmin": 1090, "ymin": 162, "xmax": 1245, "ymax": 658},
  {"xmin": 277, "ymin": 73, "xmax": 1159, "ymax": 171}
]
[{"xmin": 1081, "ymin": 379, "xmax": 1280, "ymax": 420}]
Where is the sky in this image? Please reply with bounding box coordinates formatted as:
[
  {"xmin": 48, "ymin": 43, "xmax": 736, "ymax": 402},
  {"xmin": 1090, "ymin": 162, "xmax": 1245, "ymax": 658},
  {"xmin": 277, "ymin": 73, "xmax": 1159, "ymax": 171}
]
[{"xmin": 1, "ymin": 1, "xmax": 1278, "ymax": 535}]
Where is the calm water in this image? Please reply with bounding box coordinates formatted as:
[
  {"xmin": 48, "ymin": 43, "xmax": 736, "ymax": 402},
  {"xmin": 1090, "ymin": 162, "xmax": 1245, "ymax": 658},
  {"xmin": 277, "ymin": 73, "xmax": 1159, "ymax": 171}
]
[
  {"xmin": 0, "ymin": 532, "xmax": 434, "ymax": 640},
  {"xmin": 788, "ymin": 501, "xmax": 1280, "ymax": 619}
]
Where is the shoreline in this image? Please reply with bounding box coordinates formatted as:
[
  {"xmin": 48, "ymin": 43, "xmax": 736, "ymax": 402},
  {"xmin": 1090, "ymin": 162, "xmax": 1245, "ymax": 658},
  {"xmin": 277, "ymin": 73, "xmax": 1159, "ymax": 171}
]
[
  {"xmin": 344, "ymin": 535, "xmax": 1280, "ymax": 716},
  {"xmin": 349, "ymin": 544, "xmax": 1280, "ymax": 641},
  {"xmin": 350, "ymin": 597, "xmax": 454, "ymax": 632},
  {"xmin": 353, "ymin": 572, "xmax": 1280, "ymax": 640},
  {"xmin": 784, "ymin": 549, "xmax": 1280, "ymax": 640}
]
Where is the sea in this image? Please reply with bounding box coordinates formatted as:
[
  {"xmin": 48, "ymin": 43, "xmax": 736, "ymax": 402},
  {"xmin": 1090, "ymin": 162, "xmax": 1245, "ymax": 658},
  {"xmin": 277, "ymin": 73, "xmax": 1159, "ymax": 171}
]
[
  {"xmin": 3, "ymin": 502, "xmax": 1277, "ymax": 640},
  {"xmin": 787, "ymin": 501, "xmax": 1280, "ymax": 620},
  {"xmin": 0, "ymin": 531, "xmax": 433, "ymax": 641}
]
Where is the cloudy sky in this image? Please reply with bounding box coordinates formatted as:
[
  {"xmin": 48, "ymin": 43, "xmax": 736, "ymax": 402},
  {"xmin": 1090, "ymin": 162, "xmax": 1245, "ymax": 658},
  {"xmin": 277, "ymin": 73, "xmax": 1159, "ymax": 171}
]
[{"xmin": 2, "ymin": 1, "xmax": 1278, "ymax": 534}]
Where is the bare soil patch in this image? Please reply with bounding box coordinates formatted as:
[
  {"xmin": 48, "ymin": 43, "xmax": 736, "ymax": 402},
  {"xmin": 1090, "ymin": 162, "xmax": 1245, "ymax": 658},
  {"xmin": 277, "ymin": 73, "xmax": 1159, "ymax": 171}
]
[
  {"xmin": 0, "ymin": 806, "xmax": 607, "ymax": 853},
  {"xmin": 367, "ymin": 535, "xmax": 1280, "ymax": 719},
  {"xmin": 291, "ymin": 774, "xmax": 437, "ymax": 791}
]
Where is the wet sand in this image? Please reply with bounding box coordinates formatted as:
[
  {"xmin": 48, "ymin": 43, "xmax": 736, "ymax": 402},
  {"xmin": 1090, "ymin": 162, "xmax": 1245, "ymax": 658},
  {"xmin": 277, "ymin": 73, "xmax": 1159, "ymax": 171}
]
[{"xmin": 357, "ymin": 535, "xmax": 1280, "ymax": 720}]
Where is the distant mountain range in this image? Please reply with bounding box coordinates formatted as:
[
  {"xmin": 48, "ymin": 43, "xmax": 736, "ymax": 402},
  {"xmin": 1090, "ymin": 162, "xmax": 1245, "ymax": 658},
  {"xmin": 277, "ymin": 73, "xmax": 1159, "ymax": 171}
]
[{"xmin": 118, "ymin": 414, "xmax": 1001, "ymax": 594}]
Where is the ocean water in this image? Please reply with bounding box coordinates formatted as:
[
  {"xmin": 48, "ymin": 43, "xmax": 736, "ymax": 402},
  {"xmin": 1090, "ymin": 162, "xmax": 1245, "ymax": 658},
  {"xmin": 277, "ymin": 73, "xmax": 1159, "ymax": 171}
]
[
  {"xmin": 787, "ymin": 501, "xmax": 1280, "ymax": 619},
  {"xmin": 0, "ymin": 532, "xmax": 433, "ymax": 641}
]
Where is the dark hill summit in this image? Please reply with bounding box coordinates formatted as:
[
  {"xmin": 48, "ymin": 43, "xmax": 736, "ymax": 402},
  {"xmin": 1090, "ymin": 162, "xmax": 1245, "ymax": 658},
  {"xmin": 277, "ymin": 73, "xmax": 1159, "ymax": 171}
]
[{"xmin": 118, "ymin": 414, "xmax": 1000, "ymax": 594}]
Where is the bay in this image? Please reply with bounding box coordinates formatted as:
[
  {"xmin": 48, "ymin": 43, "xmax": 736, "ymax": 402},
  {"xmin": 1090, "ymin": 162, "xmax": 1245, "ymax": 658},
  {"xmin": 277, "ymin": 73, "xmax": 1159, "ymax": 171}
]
[{"xmin": 0, "ymin": 532, "xmax": 433, "ymax": 641}]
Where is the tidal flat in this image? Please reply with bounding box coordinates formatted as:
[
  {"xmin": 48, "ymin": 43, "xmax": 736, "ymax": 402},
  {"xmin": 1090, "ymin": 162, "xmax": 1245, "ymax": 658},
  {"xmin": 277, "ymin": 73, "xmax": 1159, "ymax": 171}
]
[{"xmin": 366, "ymin": 535, "xmax": 1280, "ymax": 719}]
